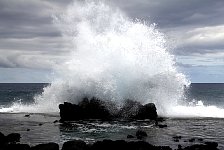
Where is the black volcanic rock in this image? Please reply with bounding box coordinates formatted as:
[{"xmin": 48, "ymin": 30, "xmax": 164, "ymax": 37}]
[
  {"xmin": 127, "ymin": 135, "xmax": 134, "ymax": 139},
  {"xmin": 0, "ymin": 130, "xmax": 220, "ymax": 150},
  {"xmin": 173, "ymin": 136, "xmax": 182, "ymax": 142},
  {"xmin": 6, "ymin": 133, "xmax": 21, "ymax": 144},
  {"xmin": 157, "ymin": 124, "xmax": 168, "ymax": 128},
  {"xmin": 59, "ymin": 102, "xmax": 83, "ymax": 121},
  {"xmin": 79, "ymin": 97, "xmax": 112, "ymax": 120},
  {"xmin": 91, "ymin": 140, "xmax": 172, "ymax": 150},
  {"xmin": 182, "ymin": 143, "xmax": 218, "ymax": 150},
  {"xmin": 24, "ymin": 114, "xmax": 30, "ymax": 117},
  {"xmin": 179, "ymin": 141, "xmax": 219, "ymax": 150},
  {"xmin": 30, "ymin": 143, "xmax": 59, "ymax": 150},
  {"xmin": 188, "ymin": 138, "xmax": 195, "ymax": 142},
  {"xmin": 204, "ymin": 142, "xmax": 218, "ymax": 149},
  {"xmin": 0, "ymin": 132, "xmax": 24, "ymax": 149},
  {"xmin": 136, "ymin": 130, "xmax": 147, "ymax": 140},
  {"xmin": 0, "ymin": 132, "xmax": 6, "ymax": 145},
  {"xmin": 59, "ymin": 97, "xmax": 112, "ymax": 121},
  {"xmin": 59, "ymin": 98, "xmax": 158, "ymax": 121},
  {"xmin": 118, "ymin": 100, "xmax": 157, "ymax": 120},
  {"xmin": 62, "ymin": 140, "xmax": 87, "ymax": 150},
  {"xmin": 91, "ymin": 140, "xmax": 128, "ymax": 150},
  {"xmin": 4, "ymin": 144, "xmax": 30, "ymax": 150},
  {"xmin": 118, "ymin": 100, "xmax": 142, "ymax": 119},
  {"xmin": 135, "ymin": 103, "xmax": 157, "ymax": 120}
]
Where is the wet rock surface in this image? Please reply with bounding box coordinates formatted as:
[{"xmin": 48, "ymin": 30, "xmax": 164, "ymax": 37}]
[
  {"xmin": 88, "ymin": 140, "xmax": 172, "ymax": 150},
  {"xmin": 59, "ymin": 98, "xmax": 158, "ymax": 121},
  {"xmin": 0, "ymin": 131, "xmax": 220, "ymax": 150},
  {"xmin": 3, "ymin": 144, "xmax": 30, "ymax": 150},
  {"xmin": 30, "ymin": 143, "xmax": 59, "ymax": 150},
  {"xmin": 62, "ymin": 140, "xmax": 88, "ymax": 150},
  {"xmin": 59, "ymin": 98, "xmax": 112, "ymax": 121},
  {"xmin": 127, "ymin": 135, "xmax": 135, "ymax": 139},
  {"xmin": 136, "ymin": 130, "xmax": 147, "ymax": 140},
  {"xmin": 6, "ymin": 133, "xmax": 21, "ymax": 144}
]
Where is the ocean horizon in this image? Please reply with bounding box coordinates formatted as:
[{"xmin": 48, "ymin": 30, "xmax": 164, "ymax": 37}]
[{"xmin": 1, "ymin": 83, "xmax": 224, "ymax": 149}]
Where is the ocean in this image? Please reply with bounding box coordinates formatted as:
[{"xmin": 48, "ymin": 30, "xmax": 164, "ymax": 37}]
[
  {"xmin": 0, "ymin": 83, "xmax": 224, "ymax": 149},
  {"xmin": 0, "ymin": 1, "xmax": 223, "ymax": 149}
]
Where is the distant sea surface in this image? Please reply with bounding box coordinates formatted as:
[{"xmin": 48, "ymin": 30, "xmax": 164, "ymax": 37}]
[
  {"xmin": 0, "ymin": 83, "xmax": 224, "ymax": 149},
  {"xmin": 0, "ymin": 83, "xmax": 48, "ymax": 107}
]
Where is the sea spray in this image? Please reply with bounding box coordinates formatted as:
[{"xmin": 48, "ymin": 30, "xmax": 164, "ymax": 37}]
[
  {"xmin": 1, "ymin": 0, "xmax": 192, "ymax": 116},
  {"xmin": 32, "ymin": 0, "xmax": 189, "ymax": 115}
]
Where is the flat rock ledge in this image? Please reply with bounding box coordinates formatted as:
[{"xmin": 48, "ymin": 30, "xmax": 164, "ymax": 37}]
[{"xmin": 59, "ymin": 97, "xmax": 158, "ymax": 121}]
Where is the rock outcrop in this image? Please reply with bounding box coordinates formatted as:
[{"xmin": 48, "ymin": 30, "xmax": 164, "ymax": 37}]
[
  {"xmin": 62, "ymin": 140, "xmax": 88, "ymax": 150},
  {"xmin": 136, "ymin": 130, "xmax": 147, "ymax": 140},
  {"xmin": 59, "ymin": 97, "xmax": 112, "ymax": 121},
  {"xmin": 63, "ymin": 139, "xmax": 172, "ymax": 150},
  {"xmin": 30, "ymin": 143, "xmax": 59, "ymax": 150},
  {"xmin": 59, "ymin": 98, "xmax": 158, "ymax": 121}
]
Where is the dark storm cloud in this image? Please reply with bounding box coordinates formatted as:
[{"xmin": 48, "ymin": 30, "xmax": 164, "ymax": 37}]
[
  {"xmin": 112, "ymin": 0, "xmax": 224, "ymax": 28},
  {"xmin": 170, "ymin": 25, "xmax": 224, "ymax": 55},
  {"xmin": 0, "ymin": 49, "xmax": 67, "ymax": 69},
  {"xmin": 111, "ymin": 0, "xmax": 224, "ymax": 57},
  {"xmin": 0, "ymin": 0, "xmax": 72, "ymax": 69},
  {"xmin": 0, "ymin": 0, "xmax": 224, "ymax": 70},
  {"xmin": 0, "ymin": 0, "xmax": 61, "ymax": 39}
]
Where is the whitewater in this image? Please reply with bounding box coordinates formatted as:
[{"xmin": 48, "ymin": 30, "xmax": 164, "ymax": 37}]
[{"xmin": 1, "ymin": 0, "xmax": 224, "ymax": 118}]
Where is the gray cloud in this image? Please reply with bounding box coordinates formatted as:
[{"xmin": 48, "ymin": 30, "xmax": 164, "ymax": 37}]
[
  {"xmin": 0, "ymin": 49, "xmax": 67, "ymax": 69},
  {"xmin": 0, "ymin": 1, "xmax": 63, "ymax": 42},
  {"xmin": 170, "ymin": 25, "xmax": 224, "ymax": 55},
  {"xmin": 110, "ymin": 0, "xmax": 224, "ymax": 58},
  {"xmin": 111, "ymin": 0, "xmax": 224, "ymax": 28},
  {"xmin": 0, "ymin": 0, "xmax": 224, "ymax": 71},
  {"xmin": 0, "ymin": 0, "xmax": 72, "ymax": 70}
]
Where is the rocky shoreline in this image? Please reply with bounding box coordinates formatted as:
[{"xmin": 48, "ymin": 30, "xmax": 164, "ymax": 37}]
[
  {"xmin": 0, "ymin": 131, "xmax": 219, "ymax": 150},
  {"xmin": 0, "ymin": 99, "xmax": 220, "ymax": 150},
  {"xmin": 57, "ymin": 99, "xmax": 220, "ymax": 149}
]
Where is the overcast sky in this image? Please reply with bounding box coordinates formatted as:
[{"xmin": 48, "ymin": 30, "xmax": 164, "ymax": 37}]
[{"xmin": 0, "ymin": 0, "xmax": 224, "ymax": 83}]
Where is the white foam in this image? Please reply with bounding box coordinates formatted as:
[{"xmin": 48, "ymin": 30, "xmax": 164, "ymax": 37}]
[
  {"xmin": 4, "ymin": 1, "xmax": 222, "ymax": 119},
  {"xmin": 168, "ymin": 101, "xmax": 224, "ymax": 118},
  {"xmin": 32, "ymin": 0, "xmax": 188, "ymax": 115}
]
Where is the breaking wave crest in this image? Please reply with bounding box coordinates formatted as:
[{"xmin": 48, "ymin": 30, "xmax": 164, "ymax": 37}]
[{"xmin": 2, "ymin": 0, "xmax": 224, "ymax": 118}]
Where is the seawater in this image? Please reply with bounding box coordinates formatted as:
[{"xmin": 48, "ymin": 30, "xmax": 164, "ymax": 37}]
[
  {"xmin": 1, "ymin": 83, "xmax": 224, "ymax": 115},
  {"xmin": 1, "ymin": 1, "xmax": 222, "ymax": 118},
  {"xmin": 8, "ymin": 0, "xmax": 188, "ymax": 115},
  {"xmin": 0, "ymin": 83, "xmax": 224, "ymax": 149},
  {"xmin": 0, "ymin": 0, "xmax": 224, "ymax": 149}
]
